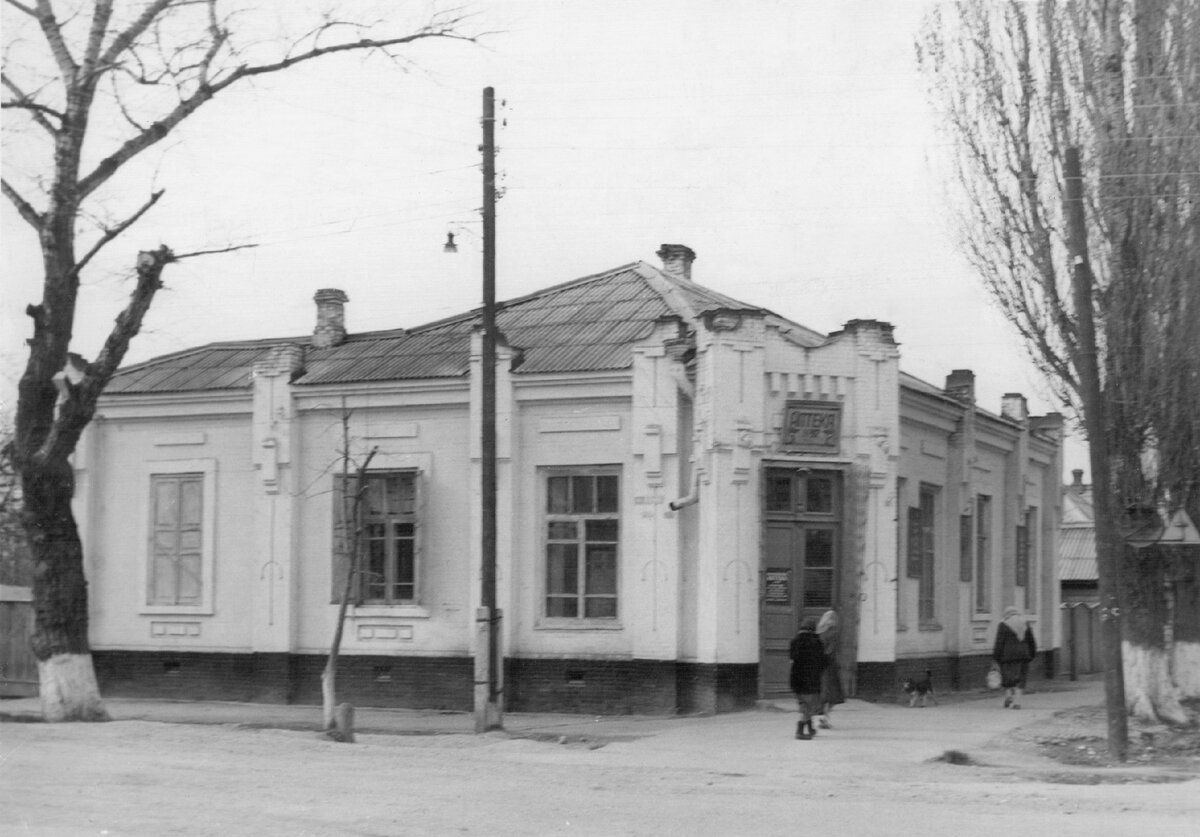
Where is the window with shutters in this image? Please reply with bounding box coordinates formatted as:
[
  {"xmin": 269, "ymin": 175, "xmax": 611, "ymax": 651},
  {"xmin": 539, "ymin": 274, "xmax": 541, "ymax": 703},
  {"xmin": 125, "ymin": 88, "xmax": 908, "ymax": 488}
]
[
  {"xmin": 142, "ymin": 459, "xmax": 216, "ymax": 614},
  {"xmin": 908, "ymin": 485, "xmax": 937, "ymax": 623},
  {"xmin": 542, "ymin": 468, "xmax": 620, "ymax": 621},
  {"xmin": 332, "ymin": 471, "xmax": 420, "ymax": 606}
]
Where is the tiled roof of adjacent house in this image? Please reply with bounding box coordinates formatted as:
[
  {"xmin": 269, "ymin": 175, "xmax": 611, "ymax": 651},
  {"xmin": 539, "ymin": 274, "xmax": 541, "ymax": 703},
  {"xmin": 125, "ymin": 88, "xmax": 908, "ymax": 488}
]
[{"xmin": 106, "ymin": 260, "xmax": 825, "ymax": 395}]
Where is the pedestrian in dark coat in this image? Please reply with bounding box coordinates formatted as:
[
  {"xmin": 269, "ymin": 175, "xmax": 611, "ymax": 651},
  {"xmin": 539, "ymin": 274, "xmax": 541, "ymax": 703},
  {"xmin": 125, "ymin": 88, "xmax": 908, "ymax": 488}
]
[
  {"xmin": 992, "ymin": 606, "xmax": 1037, "ymax": 709},
  {"xmin": 789, "ymin": 616, "xmax": 827, "ymax": 739}
]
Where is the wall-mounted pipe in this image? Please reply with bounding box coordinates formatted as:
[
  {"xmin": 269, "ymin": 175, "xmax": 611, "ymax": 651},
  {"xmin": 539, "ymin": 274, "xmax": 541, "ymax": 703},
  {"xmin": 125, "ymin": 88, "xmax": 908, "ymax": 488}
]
[{"xmin": 669, "ymin": 468, "xmax": 702, "ymax": 510}]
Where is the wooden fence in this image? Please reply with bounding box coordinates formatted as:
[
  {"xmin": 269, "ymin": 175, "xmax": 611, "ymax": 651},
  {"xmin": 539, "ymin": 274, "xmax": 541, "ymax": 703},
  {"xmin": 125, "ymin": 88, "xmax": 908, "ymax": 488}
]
[
  {"xmin": 1060, "ymin": 601, "xmax": 1103, "ymax": 679},
  {"xmin": 1, "ymin": 585, "xmax": 38, "ymax": 697}
]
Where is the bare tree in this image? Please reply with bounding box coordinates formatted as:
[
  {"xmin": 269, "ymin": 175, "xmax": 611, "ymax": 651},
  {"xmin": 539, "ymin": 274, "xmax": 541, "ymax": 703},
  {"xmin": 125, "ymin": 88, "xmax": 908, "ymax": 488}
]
[
  {"xmin": 917, "ymin": 0, "xmax": 1200, "ymax": 758},
  {"xmin": 2, "ymin": 0, "xmax": 477, "ymax": 721},
  {"xmin": 322, "ymin": 406, "xmax": 377, "ymax": 741}
]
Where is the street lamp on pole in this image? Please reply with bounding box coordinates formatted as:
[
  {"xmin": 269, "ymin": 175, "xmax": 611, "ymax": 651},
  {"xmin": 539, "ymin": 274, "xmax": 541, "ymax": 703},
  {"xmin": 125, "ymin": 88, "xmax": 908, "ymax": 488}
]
[{"xmin": 442, "ymin": 88, "xmax": 502, "ymax": 733}]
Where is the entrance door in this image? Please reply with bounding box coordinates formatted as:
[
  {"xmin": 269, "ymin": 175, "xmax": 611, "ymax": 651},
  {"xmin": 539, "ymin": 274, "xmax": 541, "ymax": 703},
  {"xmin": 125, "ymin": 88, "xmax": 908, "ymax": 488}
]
[{"xmin": 759, "ymin": 468, "xmax": 841, "ymax": 697}]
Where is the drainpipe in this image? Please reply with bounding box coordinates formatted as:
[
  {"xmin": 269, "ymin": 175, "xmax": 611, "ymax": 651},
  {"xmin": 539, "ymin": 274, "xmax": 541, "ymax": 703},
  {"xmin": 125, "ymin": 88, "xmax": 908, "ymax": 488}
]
[{"xmin": 669, "ymin": 467, "xmax": 702, "ymax": 511}]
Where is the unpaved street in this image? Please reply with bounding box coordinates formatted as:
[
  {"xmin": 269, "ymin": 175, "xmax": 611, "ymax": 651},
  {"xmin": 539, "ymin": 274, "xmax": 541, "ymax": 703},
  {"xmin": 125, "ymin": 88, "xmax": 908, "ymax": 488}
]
[{"xmin": 3, "ymin": 699, "xmax": 1198, "ymax": 837}]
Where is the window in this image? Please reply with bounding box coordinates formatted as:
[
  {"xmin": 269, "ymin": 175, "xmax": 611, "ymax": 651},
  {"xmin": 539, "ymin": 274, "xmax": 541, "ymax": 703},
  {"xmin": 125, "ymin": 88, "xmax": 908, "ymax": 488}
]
[
  {"xmin": 332, "ymin": 471, "xmax": 420, "ymax": 605},
  {"xmin": 148, "ymin": 474, "xmax": 203, "ymax": 606},
  {"xmin": 765, "ymin": 470, "xmax": 837, "ymax": 515},
  {"xmin": 908, "ymin": 486, "xmax": 937, "ymax": 622},
  {"xmin": 544, "ymin": 470, "xmax": 619, "ymax": 619},
  {"xmin": 974, "ymin": 495, "xmax": 991, "ymax": 613},
  {"xmin": 142, "ymin": 458, "xmax": 216, "ymax": 614},
  {"xmin": 803, "ymin": 528, "xmax": 835, "ymax": 607}
]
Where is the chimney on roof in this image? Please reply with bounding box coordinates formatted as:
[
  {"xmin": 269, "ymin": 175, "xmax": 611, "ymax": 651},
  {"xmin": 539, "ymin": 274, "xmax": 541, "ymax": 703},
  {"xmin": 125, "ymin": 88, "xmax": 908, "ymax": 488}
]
[
  {"xmin": 944, "ymin": 369, "xmax": 975, "ymax": 405},
  {"xmin": 1072, "ymin": 469, "xmax": 1085, "ymax": 489},
  {"xmin": 1000, "ymin": 392, "xmax": 1028, "ymax": 423},
  {"xmin": 656, "ymin": 244, "xmax": 696, "ymax": 282},
  {"xmin": 312, "ymin": 289, "xmax": 348, "ymax": 349}
]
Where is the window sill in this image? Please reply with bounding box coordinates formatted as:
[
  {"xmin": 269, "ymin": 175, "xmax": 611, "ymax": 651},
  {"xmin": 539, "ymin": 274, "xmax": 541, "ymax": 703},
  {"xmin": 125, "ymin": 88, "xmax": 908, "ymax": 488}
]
[
  {"xmin": 971, "ymin": 612, "xmax": 993, "ymax": 623},
  {"xmin": 535, "ymin": 619, "xmax": 624, "ymax": 631},
  {"xmin": 918, "ymin": 621, "xmax": 944, "ymax": 632},
  {"xmin": 350, "ymin": 605, "xmax": 431, "ymax": 620},
  {"xmin": 139, "ymin": 605, "xmax": 214, "ymax": 616}
]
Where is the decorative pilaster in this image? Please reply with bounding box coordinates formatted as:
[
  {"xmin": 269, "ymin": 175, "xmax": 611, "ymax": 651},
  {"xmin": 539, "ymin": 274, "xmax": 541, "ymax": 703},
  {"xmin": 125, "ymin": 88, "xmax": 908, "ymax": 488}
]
[{"xmin": 250, "ymin": 345, "xmax": 304, "ymax": 652}]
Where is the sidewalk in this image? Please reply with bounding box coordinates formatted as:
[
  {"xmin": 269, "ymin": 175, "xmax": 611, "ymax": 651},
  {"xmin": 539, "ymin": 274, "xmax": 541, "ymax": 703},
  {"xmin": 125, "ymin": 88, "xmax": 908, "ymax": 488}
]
[{"xmin": 1, "ymin": 678, "xmax": 1106, "ymax": 767}]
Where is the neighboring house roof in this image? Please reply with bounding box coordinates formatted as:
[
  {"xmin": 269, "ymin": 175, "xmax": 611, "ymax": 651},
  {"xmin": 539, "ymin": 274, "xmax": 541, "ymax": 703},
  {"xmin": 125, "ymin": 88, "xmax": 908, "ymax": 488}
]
[
  {"xmin": 1059, "ymin": 527, "xmax": 1097, "ymax": 582},
  {"xmin": 1060, "ymin": 483, "xmax": 1097, "ymax": 583},
  {"xmin": 105, "ymin": 261, "xmax": 824, "ymax": 395}
]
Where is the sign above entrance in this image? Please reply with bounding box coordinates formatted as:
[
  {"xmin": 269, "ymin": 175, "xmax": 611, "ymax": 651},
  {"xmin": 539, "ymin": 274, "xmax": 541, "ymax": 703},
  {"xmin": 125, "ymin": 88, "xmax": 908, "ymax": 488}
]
[{"xmin": 782, "ymin": 401, "xmax": 842, "ymax": 454}]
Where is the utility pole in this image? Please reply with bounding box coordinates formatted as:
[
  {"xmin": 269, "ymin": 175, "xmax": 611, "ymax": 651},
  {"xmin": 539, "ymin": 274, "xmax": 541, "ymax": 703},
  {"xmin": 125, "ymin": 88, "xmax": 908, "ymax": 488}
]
[
  {"xmin": 475, "ymin": 86, "xmax": 503, "ymax": 733},
  {"xmin": 1064, "ymin": 146, "xmax": 1127, "ymax": 760}
]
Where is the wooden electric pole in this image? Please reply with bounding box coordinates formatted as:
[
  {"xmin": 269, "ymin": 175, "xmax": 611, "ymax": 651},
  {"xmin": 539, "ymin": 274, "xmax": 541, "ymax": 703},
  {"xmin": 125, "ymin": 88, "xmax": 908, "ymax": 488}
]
[
  {"xmin": 475, "ymin": 86, "xmax": 503, "ymax": 732},
  {"xmin": 1064, "ymin": 146, "xmax": 1127, "ymax": 760}
]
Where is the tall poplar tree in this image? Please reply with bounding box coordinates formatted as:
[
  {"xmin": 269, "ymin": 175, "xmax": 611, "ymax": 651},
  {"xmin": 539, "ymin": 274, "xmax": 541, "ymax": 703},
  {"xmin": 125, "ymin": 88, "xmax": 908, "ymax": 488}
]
[{"xmin": 917, "ymin": 0, "xmax": 1200, "ymax": 755}]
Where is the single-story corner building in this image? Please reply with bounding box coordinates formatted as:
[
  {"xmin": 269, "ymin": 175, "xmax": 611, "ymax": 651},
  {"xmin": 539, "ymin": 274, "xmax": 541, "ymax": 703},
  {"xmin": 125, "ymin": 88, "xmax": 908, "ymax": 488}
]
[{"xmin": 78, "ymin": 244, "xmax": 1063, "ymax": 713}]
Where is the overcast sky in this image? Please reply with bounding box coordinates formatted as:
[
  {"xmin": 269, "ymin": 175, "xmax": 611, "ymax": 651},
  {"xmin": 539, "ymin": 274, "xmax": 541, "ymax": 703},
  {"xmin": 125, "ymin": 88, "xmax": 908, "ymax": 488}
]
[{"xmin": 0, "ymin": 0, "xmax": 1086, "ymax": 472}]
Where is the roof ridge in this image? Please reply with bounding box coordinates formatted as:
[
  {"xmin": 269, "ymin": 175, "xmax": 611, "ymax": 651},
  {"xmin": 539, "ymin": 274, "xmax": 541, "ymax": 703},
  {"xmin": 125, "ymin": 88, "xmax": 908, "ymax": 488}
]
[{"xmin": 633, "ymin": 261, "xmax": 699, "ymax": 322}]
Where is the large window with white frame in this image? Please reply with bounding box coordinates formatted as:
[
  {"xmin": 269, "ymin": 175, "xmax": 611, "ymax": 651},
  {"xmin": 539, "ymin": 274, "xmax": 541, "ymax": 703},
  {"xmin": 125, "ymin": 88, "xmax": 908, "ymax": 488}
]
[
  {"xmin": 543, "ymin": 468, "xmax": 620, "ymax": 620},
  {"xmin": 142, "ymin": 458, "xmax": 216, "ymax": 614}
]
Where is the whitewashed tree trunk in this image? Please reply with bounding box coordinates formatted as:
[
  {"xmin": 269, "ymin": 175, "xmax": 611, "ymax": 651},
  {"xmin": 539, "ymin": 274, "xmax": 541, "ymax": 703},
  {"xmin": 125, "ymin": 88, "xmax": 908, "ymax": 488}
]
[
  {"xmin": 321, "ymin": 663, "xmax": 337, "ymax": 730},
  {"xmin": 38, "ymin": 654, "xmax": 108, "ymax": 722},
  {"xmin": 1123, "ymin": 641, "xmax": 1188, "ymax": 724}
]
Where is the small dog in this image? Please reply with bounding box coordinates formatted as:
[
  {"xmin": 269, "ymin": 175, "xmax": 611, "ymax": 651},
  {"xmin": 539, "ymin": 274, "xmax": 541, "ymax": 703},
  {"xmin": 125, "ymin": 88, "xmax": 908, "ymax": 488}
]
[{"xmin": 901, "ymin": 669, "xmax": 938, "ymax": 707}]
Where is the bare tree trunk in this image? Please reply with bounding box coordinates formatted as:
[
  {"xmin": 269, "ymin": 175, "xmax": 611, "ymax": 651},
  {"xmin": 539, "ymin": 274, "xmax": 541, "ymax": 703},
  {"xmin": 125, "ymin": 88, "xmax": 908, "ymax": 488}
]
[{"xmin": 22, "ymin": 457, "xmax": 107, "ymax": 722}]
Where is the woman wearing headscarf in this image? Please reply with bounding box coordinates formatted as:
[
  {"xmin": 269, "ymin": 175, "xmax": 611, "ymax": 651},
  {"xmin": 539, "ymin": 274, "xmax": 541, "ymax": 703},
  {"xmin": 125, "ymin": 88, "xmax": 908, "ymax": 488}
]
[
  {"xmin": 992, "ymin": 606, "xmax": 1037, "ymax": 709},
  {"xmin": 789, "ymin": 616, "xmax": 827, "ymax": 740},
  {"xmin": 816, "ymin": 609, "xmax": 844, "ymax": 728}
]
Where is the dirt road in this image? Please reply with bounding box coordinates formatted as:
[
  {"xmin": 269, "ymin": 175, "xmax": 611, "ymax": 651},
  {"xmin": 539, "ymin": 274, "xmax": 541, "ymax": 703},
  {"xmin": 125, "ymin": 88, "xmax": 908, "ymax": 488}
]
[{"xmin": 3, "ymin": 701, "xmax": 1197, "ymax": 837}]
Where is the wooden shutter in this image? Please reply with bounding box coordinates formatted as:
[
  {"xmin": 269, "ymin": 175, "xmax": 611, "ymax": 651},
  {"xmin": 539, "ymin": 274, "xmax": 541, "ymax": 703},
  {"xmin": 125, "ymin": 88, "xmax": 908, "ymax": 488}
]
[
  {"xmin": 906, "ymin": 506, "xmax": 923, "ymax": 578},
  {"xmin": 1015, "ymin": 523, "xmax": 1029, "ymax": 588},
  {"xmin": 959, "ymin": 514, "xmax": 973, "ymax": 582}
]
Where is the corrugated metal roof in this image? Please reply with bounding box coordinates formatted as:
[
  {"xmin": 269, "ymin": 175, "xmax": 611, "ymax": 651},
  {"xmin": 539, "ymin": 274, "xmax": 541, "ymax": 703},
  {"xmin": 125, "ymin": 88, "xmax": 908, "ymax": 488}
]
[
  {"xmin": 105, "ymin": 259, "xmax": 824, "ymax": 394},
  {"xmin": 1059, "ymin": 527, "xmax": 1097, "ymax": 581}
]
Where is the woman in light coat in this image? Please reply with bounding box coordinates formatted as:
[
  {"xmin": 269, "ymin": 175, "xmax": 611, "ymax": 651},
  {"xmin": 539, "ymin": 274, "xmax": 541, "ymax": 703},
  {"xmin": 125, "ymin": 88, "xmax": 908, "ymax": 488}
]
[
  {"xmin": 992, "ymin": 606, "xmax": 1037, "ymax": 709},
  {"xmin": 816, "ymin": 609, "xmax": 845, "ymax": 728}
]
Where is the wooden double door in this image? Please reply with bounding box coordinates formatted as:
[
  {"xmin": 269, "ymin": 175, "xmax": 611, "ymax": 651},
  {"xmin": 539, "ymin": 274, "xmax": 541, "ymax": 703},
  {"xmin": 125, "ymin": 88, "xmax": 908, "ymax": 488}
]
[{"xmin": 759, "ymin": 467, "xmax": 842, "ymax": 697}]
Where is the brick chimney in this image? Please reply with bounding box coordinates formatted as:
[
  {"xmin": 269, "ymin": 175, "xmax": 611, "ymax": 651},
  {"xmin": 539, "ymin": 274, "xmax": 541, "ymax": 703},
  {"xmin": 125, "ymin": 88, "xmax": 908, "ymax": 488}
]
[
  {"xmin": 831, "ymin": 318, "xmax": 897, "ymax": 346},
  {"xmin": 1000, "ymin": 392, "xmax": 1028, "ymax": 423},
  {"xmin": 944, "ymin": 369, "xmax": 975, "ymax": 404},
  {"xmin": 312, "ymin": 289, "xmax": 348, "ymax": 349},
  {"xmin": 656, "ymin": 244, "xmax": 696, "ymax": 281}
]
